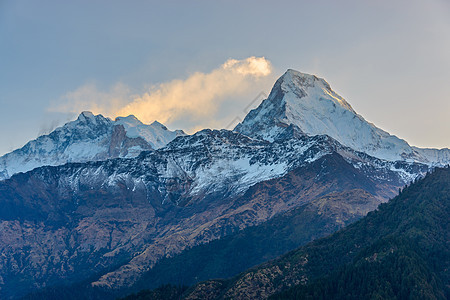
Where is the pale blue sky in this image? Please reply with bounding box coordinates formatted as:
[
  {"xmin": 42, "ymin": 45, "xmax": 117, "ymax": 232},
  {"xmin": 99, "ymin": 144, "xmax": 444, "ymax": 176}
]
[{"xmin": 1, "ymin": 0, "xmax": 449, "ymax": 155}]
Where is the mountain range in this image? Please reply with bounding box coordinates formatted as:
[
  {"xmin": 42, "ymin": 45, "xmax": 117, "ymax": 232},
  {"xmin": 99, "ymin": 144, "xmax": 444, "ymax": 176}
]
[{"xmin": 0, "ymin": 69, "xmax": 448, "ymax": 299}]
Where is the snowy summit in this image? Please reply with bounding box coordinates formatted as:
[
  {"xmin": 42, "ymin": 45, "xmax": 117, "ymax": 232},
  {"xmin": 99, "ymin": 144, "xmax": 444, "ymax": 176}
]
[
  {"xmin": 235, "ymin": 69, "xmax": 450, "ymax": 165},
  {"xmin": 0, "ymin": 113, "xmax": 185, "ymax": 180}
]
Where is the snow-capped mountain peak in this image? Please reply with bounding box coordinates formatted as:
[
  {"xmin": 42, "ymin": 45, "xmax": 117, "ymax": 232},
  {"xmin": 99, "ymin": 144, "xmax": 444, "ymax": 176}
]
[
  {"xmin": 115, "ymin": 116, "xmax": 186, "ymax": 149},
  {"xmin": 78, "ymin": 110, "xmax": 96, "ymax": 120},
  {"xmin": 115, "ymin": 115, "xmax": 143, "ymax": 127},
  {"xmin": 0, "ymin": 112, "xmax": 185, "ymax": 180},
  {"xmin": 150, "ymin": 120, "xmax": 166, "ymax": 128},
  {"xmin": 280, "ymin": 69, "xmax": 356, "ymax": 114},
  {"xmin": 235, "ymin": 69, "xmax": 449, "ymax": 165}
]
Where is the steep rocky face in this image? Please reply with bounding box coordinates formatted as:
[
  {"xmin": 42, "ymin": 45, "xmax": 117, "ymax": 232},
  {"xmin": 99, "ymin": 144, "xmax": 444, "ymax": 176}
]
[
  {"xmin": 0, "ymin": 129, "xmax": 428, "ymax": 299},
  {"xmin": 108, "ymin": 124, "xmax": 152, "ymax": 157},
  {"xmin": 235, "ymin": 69, "xmax": 450, "ymax": 165},
  {"xmin": 0, "ymin": 112, "xmax": 185, "ymax": 180}
]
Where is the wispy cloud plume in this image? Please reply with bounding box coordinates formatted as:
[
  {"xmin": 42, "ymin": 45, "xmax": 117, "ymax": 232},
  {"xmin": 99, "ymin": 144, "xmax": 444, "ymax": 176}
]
[
  {"xmin": 53, "ymin": 82, "xmax": 131, "ymax": 117},
  {"xmin": 51, "ymin": 57, "xmax": 273, "ymax": 131},
  {"xmin": 118, "ymin": 56, "xmax": 271, "ymax": 124}
]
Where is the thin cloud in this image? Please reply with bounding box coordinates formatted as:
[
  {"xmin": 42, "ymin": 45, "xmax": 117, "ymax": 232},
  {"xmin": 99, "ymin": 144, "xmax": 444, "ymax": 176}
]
[
  {"xmin": 51, "ymin": 82, "xmax": 131, "ymax": 117},
  {"xmin": 51, "ymin": 57, "xmax": 273, "ymax": 132},
  {"xmin": 118, "ymin": 56, "xmax": 272, "ymax": 125}
]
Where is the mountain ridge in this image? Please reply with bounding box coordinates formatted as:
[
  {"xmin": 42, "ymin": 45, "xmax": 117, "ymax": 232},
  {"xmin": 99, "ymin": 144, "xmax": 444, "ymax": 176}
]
[
  {"xmin": 1, "ymin": 69, "xmax": 447, "ymax": 182},
  {"xmin": 0, "ymin": 112, "xmax": 185, "ymax": 180}
]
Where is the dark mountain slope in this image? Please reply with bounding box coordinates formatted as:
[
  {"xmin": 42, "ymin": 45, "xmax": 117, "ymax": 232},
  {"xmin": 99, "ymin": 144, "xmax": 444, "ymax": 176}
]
[
  {"xmin": 21, "ymin": 152, "xmax": 384, "ymax": 300},
  {"xmin": 183, "ymin": 167, "xmax": 450, "ymax": 299},
  {"xmin": 126, "ymin": 189, "xmax": 376, "ymax": 295}
]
